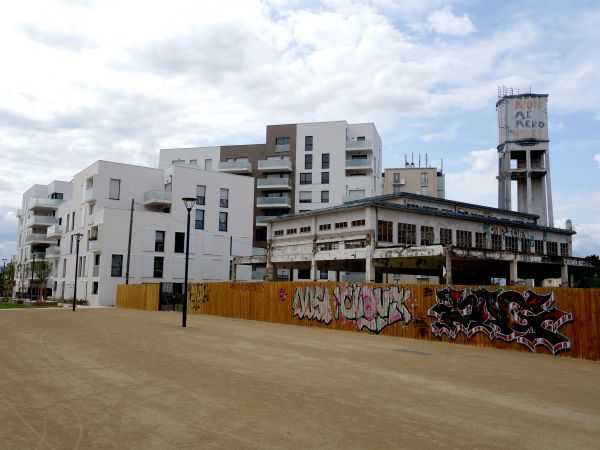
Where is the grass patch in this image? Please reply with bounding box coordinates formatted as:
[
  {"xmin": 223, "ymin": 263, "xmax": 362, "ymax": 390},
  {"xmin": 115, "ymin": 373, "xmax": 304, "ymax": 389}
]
[{"xmin": 0, "ymin": 302, "xmax": 27, "ymax": 309}]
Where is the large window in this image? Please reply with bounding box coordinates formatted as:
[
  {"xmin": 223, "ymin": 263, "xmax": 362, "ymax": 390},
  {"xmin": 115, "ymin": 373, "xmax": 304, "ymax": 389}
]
[
  {"xmin": 153, "ymin": 257, "xmax": 164, "ymax": 278},
  {"xmin": 299, "ymin": 191, "xmax": 312, "ymax": 203},
  {"xmin": 546, "ymin": 241, "xmax": 558, "ymax": 256},
  {"xmin": 109, "ymin": 178, "xmax": 120, "ymax": 200},
  {"xmin": 305, "ymin": 136, "xmax": 313, "ymax": 151},
  {"xmin": 421, "ymin": 226, "xmax": 434, "ymax": 245},
  {"xmin": 321, "ymin": 172, "xmax": 329, "ymax": 184},
  {"xmin": 476, "ymin": 232, "xmax": 487, "ymax": 249},
  {"xmin": 491, "ymin": 234, "xmax": 502, "ymax": 250},
  {"xmin": 535, "ymin": 240, "xmax": 544, "ymax": 255},
  {"xmin": 220, "ymin": 188, "xmax": 229, "ymax": 208},
  {"xmin": 322, "ymin": 153, "xmax": 330, "ymax": 169},
  {"xmin": 505, "ymin": 236, "xmax": 518, "ymax": 252},
  {"xmin": 321, "ymin": 191, "xmax": 329, "ymax": 203},
  {"xmin": 300, "ymin": 173, "xmax": 312, "ymax": 184},
  {"xmin": 521, "ymin": 238, "xmax": 531, "ymax": 254},
  {"xmin": 175, "ymin": 232, "xmax": 185, "ymax": 253},
  {"xmin": 305, "ymin": 154, "xmax": 312, "ymax": 169},
  {"xmin": 393, "ymin": 173, "xmax": 401, "ymax": 183},
  {"xmin": 219, "ymin": 212, "xmax": 228, "ymax": 231},
  {"xmin": 155, "ymin": 230, "xmax": 165, "ymax": 252},
  {"xmin": 111, "ymin": 255, "xmax": 123, "ymax": 277},
  {"xmin": 456, "ymin": 230, "xmax": 472, "ymax": 248},
  {"xmin": 196, "ymin": 185, "xmax": 206, "ymax": 205},
  {"xmin": 560, "ymin": 243, "xmax": 569, "ymax": 256},
  {"xmin": 195, "ymin": 209, "xmax": 204, "ymax": 230},
  {"xmin": 398, "ymin": 223, "xmax": 416, "ymax": 245},
  {"xmin": 276, "ymin": 137, "xmax": 290, "ymax": 145},
  {"xmin": 420, "ymin": 172, "xmax": 428, "ymax": 185},
  {"xmin": 440, "ymin": 228, "xmax": 452, "ymax": 245},
  {"xmin": 378, "ymin": 220, "xmax": 393, "ymax": 243}
]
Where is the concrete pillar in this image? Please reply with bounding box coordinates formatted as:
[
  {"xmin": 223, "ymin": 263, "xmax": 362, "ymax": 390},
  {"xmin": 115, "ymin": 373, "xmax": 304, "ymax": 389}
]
[
  {"xmin": 310, "ymin": 258, "xmax": 317, "ymax": 281},
  {"xmin": 231, "ymin": 261, "xmax": 237, "ymax": 282},
  {"xmin": 561, "ymin": 262, "xmax": 569, "ymax": 287},
  {"xmin": 444, "ymin": 246, "xmax": 452, "ymax": 285},
  {"xmin": 366, "ymin": 256, "xmax": 375, "ymax": 283},
  {"xmin": 509, "ymin": 259, "xmax": 518, "ymax": 285},
  {"xmin": 265, "ymin": 241, "xmax": 273, "ymax": 281}
]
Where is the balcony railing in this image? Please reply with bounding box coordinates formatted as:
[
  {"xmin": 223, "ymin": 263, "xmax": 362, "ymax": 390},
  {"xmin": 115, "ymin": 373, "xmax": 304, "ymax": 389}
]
[
  {"xmin": 275, "ymin": 143, "xmax": 290, "ymax": 152},
  {"xmin": 28, "ymin": 198, "xmax": 63, "ymax": 210},
  {"xmin": 143, "ymin": 190, "xmax": 172, "ymax": 206},
  {"xmin": 257, "ymin": 196, "xmax": 292, "ymax": 208},
  {"xmin": 27, "ymin": 215, "xmax": 59, "ymax": 227},
  {"xmin": 45, "ymin": 246, "xmax": 61, "ymax": 258},
  {"xmin": 257, "ymin": 159, "xmax": 293, "ymax": 172},
  {"xmin": 16, "ymin": 209, "xmax": 22, "ymax": 217},
  {"xmin": 32, "ymin": 252, "xmax": 47, "ymax": 261},
  {"xmin": 87, "ymin": 214, "xmax": 95, "ymax": 226},
  {"xmin": 343, "ymin": 193, "xmax": 366, "ymax": 203},
  {"xmin": 25, "ymin": 234, "xmax": 58, "ymax": 245},
  {"xmin": 47, "ymin": 224, "xmax": 62, "ymax": 237},
  {"xmin": 218, "ymin": 161, "xmax": 253, "ymax": 173},
  {"xmin": 256, "ymin": 178, "xmax": 292, "ymax": 189},
  {"xmin": 84, "ymin": 188, "xmax": 95, "ymax": 202},
  {"xmin": 92, "ymin": 265, "xmax": 100, "ymax": 277},
  {"xmin": 345, "ymin": 158, "xmax": 373, "ymax": 169},
  {"xmin": 345, "ymin": 140, "xmax": 373, "ymax": 150},
  {"xmin": 89, "ymin": 240, "xmax": 99, "ymax": 251},
  {"xmin": 392, "ymin": 178, "xmax": 406, "ymax": 186}
]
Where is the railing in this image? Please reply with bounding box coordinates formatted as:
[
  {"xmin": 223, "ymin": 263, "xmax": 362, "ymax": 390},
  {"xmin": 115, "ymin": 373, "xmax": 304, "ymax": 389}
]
[
  {"xmin": 93, "ymin": 265, "xmax": 100, "ymax": 277},
  {"xmin": 392, "ymin": 178, "xmax": 406, "ymax": 186},
  {"xmin": 84, "ymin": 188, "xmax": 95, "ymax": 202},
  {"xmin": 275, "ymin": 144, "xmax": 290, "ymax": 152},
  {"xmin": 345, "ymin": 159, "xmax": 372, "ymax": 168},
  {"xmin": 342, "ymin": 194, "xmax": 365, "ymax": 203},
  {"xmin": 32, "ymin": 252, "xmax": 47, "ymax": 260},
  {"xmin": 257, "ymin": 159, "xmax": 293, "ymax": 171},
  {"xmin": 28, "ymin": 215, "xmax": 59, "ymax": 227},
  {"xmin": 345, "ymin": 140, "xmax": 372, "ymax": 150},
  {"xmin": 143, "ymin": 190, "xmax": 172, "ymax": 203},
  {"xmin": 87, "ymin": 214, "xmax": 95, "ymax": 225},
  {"xmin": 47, "ymin": 224, "xmax": 62, "ymax": 236},
  {"xmin": 89, "ymin": 240, "xmax": 99, "ymax": 251},
  {"xmin": 256, "ymin": 178, "xmax": 292, "ymax": 189},
  {"xmin": 251, "ymin": 271, "xmax": 265, "ymax": 280},
  {"xmin": 257, "ymin": 197, "xmax": 292, "ymax": 207},
  {"xmin": 25, "ymin": 234, "xmax": 57, "ymax": 244},
  {"xmin": 218, "ymin": 161, "xmax": 252, "ymax": 172},
  {"xmin": 28, "ymin": 198, "xmax": 63, "ymax": 209},
  {"xmin": 45, "ymin": 246, "xmax": 61, "ymax": 258}
]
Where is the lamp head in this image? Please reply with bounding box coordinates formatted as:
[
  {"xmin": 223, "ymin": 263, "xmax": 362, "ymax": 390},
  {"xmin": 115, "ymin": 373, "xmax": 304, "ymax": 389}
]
[{"xmin": 182, "ymin": 197, "xmax": 196, "ymax": 211}]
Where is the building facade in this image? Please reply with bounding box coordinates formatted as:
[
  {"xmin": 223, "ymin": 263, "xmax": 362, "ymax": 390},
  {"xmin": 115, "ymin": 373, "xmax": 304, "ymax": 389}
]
[
  {"xmin": 14, "ymin": 161, "xmax": 254, "ymax": 305},
  {"xmin": 383, "ymin": 165, "xmax": 445, "ymax": 198}
]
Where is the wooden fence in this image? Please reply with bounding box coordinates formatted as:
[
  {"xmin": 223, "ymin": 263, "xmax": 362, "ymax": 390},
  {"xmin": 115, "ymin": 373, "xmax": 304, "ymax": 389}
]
[
  {"xmin": 116, "ymin": 283, "xmax": 160, "ymax": 311},
  {"xmin": 117, "ymin": 281, "xmax": 600, "ymax": 361}
]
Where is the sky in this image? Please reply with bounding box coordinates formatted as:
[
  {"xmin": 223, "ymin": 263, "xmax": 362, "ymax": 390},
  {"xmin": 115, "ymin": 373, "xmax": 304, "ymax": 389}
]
[{"xmin": 1, "ymin": 0, "xmax": 599, "ymax": 261}]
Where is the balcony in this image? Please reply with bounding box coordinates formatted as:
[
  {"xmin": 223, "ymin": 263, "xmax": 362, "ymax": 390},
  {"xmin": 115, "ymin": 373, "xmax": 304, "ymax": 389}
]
[
  {"xmin": 32, "ymin": 252, "xmax": 47, "ymax": 261},
  {"xmin": 45, "ymin": 246, "xmax": 61, "ymax": 258},
  {"xmin": 86, "ymin": 214, "xmax": 95, "ymax": 226},
  {"xmin": 257, "ymin": 159, "xmax": 293, "ymax": 172},
  {"xmin": 27, "ymin": 215, "xmax": 59, "ymax": 228},
  {"xmin": 25, "ymin": 234, "xmax": 58, "ymax": 245},
  {"xmin": 343, "ymin": 194, "xmax": 366, "ymax": 203},
  {"xmin": 89, "ymin": 239, "xmax": 100, "ymax": 252},
  {"xmin": 92, "ymin": 265, "xmax": 100, "ymax": 277},
  {"xmin": 218, "ymin": 161, "xmax": 253, "ymax": 174},
  {"xmin": 16, "ymin": 209, "xmax": 22, "ymax": 217},
  {"xmin": 257, "ymin": 196, "xmax": 292, "ymax": 209},
  {"xmin": 256, "ymin": 215, "xmax": 280, "ymax": 226},
  {"xmin": 345, "ymin": 158, "xmax": 373, "ymax": 170},
  {"xmin": 345, "ymin": 140, "xmax": 373, "ymax": 151},
  {"xmin": 84, "ymin": 188, "xmax": 95, "ymax": 203},
  {"xmin": 392, "ymin": 178, "xmax": 406, "ymax": 186},
  {"xmin": 28, "ymin": 197, "xmax": 63, "ymax": 211},
  {"xmin": 275, "ymin": 143, "xmax": 290, "ymax": 152},
  {"xmin": 143, "ymin": 190, "xmax": 172, "ymax": 207},
  {"xmin": 47, "ymin": 224, "xmax": 62, "ymax": 237},
  {"xmin": 257, "ymin": 178, "xmax": 292, "ymax": 190}
]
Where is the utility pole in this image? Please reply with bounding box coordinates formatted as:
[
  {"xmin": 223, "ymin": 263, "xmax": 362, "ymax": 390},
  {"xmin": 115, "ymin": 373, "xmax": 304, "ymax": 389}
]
[{"xmin": 125, "ymin": 198, "xmax": 134, "ymax": 284}]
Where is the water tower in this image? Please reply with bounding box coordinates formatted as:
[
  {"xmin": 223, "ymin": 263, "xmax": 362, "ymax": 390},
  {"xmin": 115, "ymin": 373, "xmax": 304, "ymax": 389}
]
[{"xmin": 497, "ymin": 87, "xmax": 553, "ymax": 226}]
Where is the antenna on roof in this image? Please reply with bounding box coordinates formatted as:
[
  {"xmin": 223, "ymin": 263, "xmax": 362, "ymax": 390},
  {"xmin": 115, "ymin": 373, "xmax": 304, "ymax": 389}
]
[
  {"xmin": 425, "ymin": 153, "xmax": 428, "ymax": 167},
  {"xmin": 441, "ymin": 158, "xmax": 444, "ymax": 173},
  {"xmin": 418, "ymin": 154, "xmax": 421, "ymax": 167}
]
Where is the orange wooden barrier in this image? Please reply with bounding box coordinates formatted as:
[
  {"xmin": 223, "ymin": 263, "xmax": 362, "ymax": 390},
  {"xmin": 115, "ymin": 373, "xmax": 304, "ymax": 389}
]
[{"xmin": 116, "ymin": 283, "xmax": 160, "ymax": 311}]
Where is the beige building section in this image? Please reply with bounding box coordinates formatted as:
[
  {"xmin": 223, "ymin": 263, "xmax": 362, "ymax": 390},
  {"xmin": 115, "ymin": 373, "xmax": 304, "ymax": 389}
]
[{"xmin": 383, "ymin": 166, "xmax": 444, "ymax": 198}]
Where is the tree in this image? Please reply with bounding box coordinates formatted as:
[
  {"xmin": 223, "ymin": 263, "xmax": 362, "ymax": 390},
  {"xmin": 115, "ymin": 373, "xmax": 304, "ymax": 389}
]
[
  {"xmin": 33, "ymin": 261, "xmax": 53, "ymax": 301},
  {"xmin": 16, "ymin": 260, "xmax": 29, "ymax": 299},
  {"xmin": 1, "ymin": 262, "xmax": 16, "ymax": 298}
]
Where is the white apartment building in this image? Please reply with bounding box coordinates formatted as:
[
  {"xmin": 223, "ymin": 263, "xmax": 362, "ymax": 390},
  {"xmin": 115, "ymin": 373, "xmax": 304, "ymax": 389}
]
[{"xmin": 14, "ymin": 161, "xmax": 254, "ymax": 305}]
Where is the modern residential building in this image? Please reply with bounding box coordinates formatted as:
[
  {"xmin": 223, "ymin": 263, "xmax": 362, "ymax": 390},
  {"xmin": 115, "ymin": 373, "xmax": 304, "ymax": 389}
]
[
  {"xmin": 383, "ymin": 158, "xmax": 445, "ymax": 198},
  {"xmin": 235, "ymin": 193, "xmax": 593, "ymax": 286},
  {"xmin": 497, "ymin": 88, "xmax": 553, "ymax": 225},
  {"xmin": 14, "ymin": 161, "xmax": 254, "ymax": 305}
]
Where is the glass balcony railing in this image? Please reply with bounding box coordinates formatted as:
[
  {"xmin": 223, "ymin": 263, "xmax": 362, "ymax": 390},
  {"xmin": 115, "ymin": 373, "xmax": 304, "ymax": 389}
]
[
  {"xmin": 257, "ymin": 197, "xmax": 292, "ymax": 208},
  {"xmin": 275, "ymin": 143, "xmax": 290, "ymax": 152},
  {"xmin": 84, "ymin": 188, "xmax": 95, "ymax": 202},
  {"xmin": 143, "ymin": 190, "xmax": 172, "ymax": 204},
  {"xmin": 89, "ymin": 240, "xmax": 99, "ymax": 251},
  {"xmin": 27, "ymin": 215, "xmax": 59, "ymax": 227},
  {"xmin": 218, "ymin": 161, "xmax": 253, "ymax": 172},
  {"xmin": 32, "ymin": 252, "xmax": 47, "ymax": 260},
  {"xmin": 25, "ymin": 234, "xmax": 58, "ymax": 244},
  {"xmin": 46, "ymin": 224, "xmax": 62, "ymax": 236},
  {"xmin": 345, "ymin": 158, "xmax": 373, "ymax": 169},
  {"xmin": 28, "ymin": 198, "xmax": 63, "ymax": 210},
  {"xmin": 257, "ymin": 159, "xmax": 293, "ymax": 171},
  {"xmin": 345, "ymin": 140, "xmax": 373, "ymax": 150},
  {"xmin": 45, "ymin": 246, "xmax": 61, "ymax": 258},
  {"xmin": 256, "ymin": 178, "xmax": 292, "ymax": 189}
]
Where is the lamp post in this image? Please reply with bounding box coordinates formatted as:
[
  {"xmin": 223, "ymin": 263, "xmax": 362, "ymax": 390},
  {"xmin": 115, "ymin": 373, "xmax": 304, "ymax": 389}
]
[
  {"xmin": 182, "ymin": 197, "xmax": 196, "ymax": 327},
  {"xmin": 72, "ymin": 233, "xmax": 83, "ymax": 311},
  {"xmin": 30, "ymin": 253, "xmax": 36, "ymax": 301}
]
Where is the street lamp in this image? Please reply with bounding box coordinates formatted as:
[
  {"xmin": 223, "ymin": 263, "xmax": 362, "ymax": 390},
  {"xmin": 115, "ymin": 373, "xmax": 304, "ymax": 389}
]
[
  {"xmin": 30, "ymin": 253, "xmax": 36, "ymax": 301},
  {"xmin": 182, "ymin": 197, "xmax": 196, "ymax": 327},
  {"xmin": 72, "ymin": 233, "xmax": 83, "ymax": 311}
]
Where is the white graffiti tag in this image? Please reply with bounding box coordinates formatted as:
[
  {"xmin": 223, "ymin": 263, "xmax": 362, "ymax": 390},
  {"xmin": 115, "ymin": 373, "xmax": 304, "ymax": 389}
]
[{"xmin": 292, "ymin": 285, "xmax": 334, "ymax": 324}]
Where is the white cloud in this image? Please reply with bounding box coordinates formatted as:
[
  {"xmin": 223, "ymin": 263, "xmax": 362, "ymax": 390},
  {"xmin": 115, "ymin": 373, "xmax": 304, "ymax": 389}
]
[
  {"xmin": 427, "ymin": 7, "xmax": 475, "ymax": 36},
  {"xmin": 444, "ymin": 149, "xmax": 497, "ymax": 207},
  {"xmin": 594, "ymin": 154, "xmax": 600, "ymax": 170}
]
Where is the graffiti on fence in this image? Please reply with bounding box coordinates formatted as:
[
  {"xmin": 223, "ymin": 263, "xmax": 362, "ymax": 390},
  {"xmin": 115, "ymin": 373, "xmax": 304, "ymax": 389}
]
[
  {"xmin": 292, "ymin": 284, "xmax": 414, "ymax": 334},
  {"xmin": 227, "ymin": 283, "xmax": 264, "ymax": 292},
  {"xmin": 278, "ymin": 288, "xmax": 287, "ymax": 301},
  {"xmin": 428, "ymin": 287, "xmax": 573, "ymax": 354},
  {"xmin": 189, "ymin": 283, "xmax": 209, "ymax": 312}
]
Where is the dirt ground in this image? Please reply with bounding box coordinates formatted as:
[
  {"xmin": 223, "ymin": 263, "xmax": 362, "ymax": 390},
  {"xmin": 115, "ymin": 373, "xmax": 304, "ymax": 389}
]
[{"xmin": 1, "ymin": 308, "xmax": 599, "ymax": 449}]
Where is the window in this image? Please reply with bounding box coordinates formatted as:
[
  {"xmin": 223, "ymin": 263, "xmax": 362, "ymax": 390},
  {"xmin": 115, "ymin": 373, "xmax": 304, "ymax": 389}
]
[
  {"xmin": 321, "ymin": 191, "xmax": 329, "ymax": 203},
  {"xmin": 305, "ymin": 154, "xmax": 312, "ymax": 169},
  {"xmin": 357, "ymin": 136, "xmax": 365, "ymax": 141},
  {"xmin": 172, "ymin": 159, "xmax": 184, "ymax": 165},
  {"xmin": 219, "ymin": 212, "xmax": 228, "ymax": 231},
  {"xmin": 300, "ymin": 226, "xmax": 311, "ymax": 233},
  {"xmin": 318, "ymin": 242, "xmax": 338, "ymax": 251},
  {"xmin": 155, "ymin": 230, "xmax": 165, "ymax": 252},
  {"xmin": 319, "ymin": 224, "xmax": 331, "ymax": 231},
  {"xmin": 305, "ymin": 136, "xmax": 313, "ymax": 151},
  {"xmin": 195, "ymin": 210, "xmax": 204, "ymax": 230},
  {"xmin": 274, "ymin": 230, "xmax": 284, "ymax": 237},
  {"xmin": 299, "ymin": 191, "xmax": 312, "ymax": 203},
  {"xmin": 286, "ymin": 228, "xmax": 297, "ymax": 235},
  {"xmin": 196, "ymin": 185, "xmax": 206, "ymax": 205},
  {"xmin": 335, "ymin": 222, "xmax": 348, "ymax": 229},
  {"xmin": 89, "ymin": 203, "xmax": 94, "ymax": 214},
  {"xmin": 505, "ymin": 236, "xmax": 518, "ymax": 252},
  {"xmin": 398, "ymin": 223, "xmax": 416, "ymax": 245},
  {"xmin": 66, "ymin": 213, "xmax": 70, "ymax": 232},
  {"xmin": 547, "ymin": 241, "xmax": 558, "ymax": 256},
  {"xmin": 456, "ymin": 230, "xmax": 472, "ymax": 248},
  {"xmin": 321, "ymin": 172, "xmax": 329, "ymax": 184},
  {"xmin": 420, "ymin": 172, "xmax": 428, "ymax": 185},
  {"xmin": 440, "ymin": 228, "xmax": 452, "ymax": 245},
  {"xmin": 111, "ymin": 255, "xmax": 123, "ymax": 277},
  {"xmin": 420, "ymin": 187, "xmax": 429, "ymax": 196},
  {"xmin": 153, "ymin": 257, "xmax": 164, "ymax": 278},
  {"xmin": 345, "ymin": 240, "xmax": 367, "ymax": 249},
  {"xmin": 319, "ymin": 270, "xmax": 328, "ymax": 280},
  {"xmin": 393, "ymin": 173, "xmax": 401, "ymax": 183},
  {"xmin": 560, "ymin": 243, "xmax": 569, "ymax": 256},
  {"xmin": 175, "ymin": 232, "xmax": 185, "ymax": 253},
  {"xmin": 491, "ymin": 234, "xmax": 502, "ymax": 250},
  {"xmin": 276, "ymin": 137, "xmax": 290, "ymax": 145},
  {"xmin": 351, "ymin": 219, "xmax": 365, "ymax": 227},
  {"xmin": 535, "ymin": 240, "xmax": 544, "ymax": 254},
  {"xmin": 378, "ymin": 220, "xmax": 393, "ymax": 243},
  {"xmin": 92, "ymin": 282, "xmax": 98, "ymax": 295},
  {"xmin": 297, "ymin": 269, "xmax": 310, "ymax": 279},
  {"xmin": 109, "ymin": 178, "xmax": 120, "ymax": 200},
  {"xmin": 421, "ymin": 226, "xmax": 434, "ymax": 245},
  {"xmin": 220, "ymin": 188, "xmax": 229, "ymax": 208},
  {"xmin": 322, "ymin": 153, "xmax": 330, "ymax": 169},
  {"xmin": 476, "ymin": 232, "xmax": 487, "ymax": 249},
  {"xmin": 204, "ymin": 159, "xmax": 212, "ymax": 171},
  {"xmin": 62, "ymin": 258, "xmax": 67, "ymax": 277},
  {"xmin": 255, "ymin": 227, "xmax": 267, "ymax": 242},
  {"xmin": 521, "ymin": 238, "xmax": 531, "ymax": 254},
  {"xmin": 300, "ymin": 173, "xmax": 312, "ymax": 184},
  {"xmin": 190, "ymin": 159, "xmax": 197, "ymax": 166}
]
